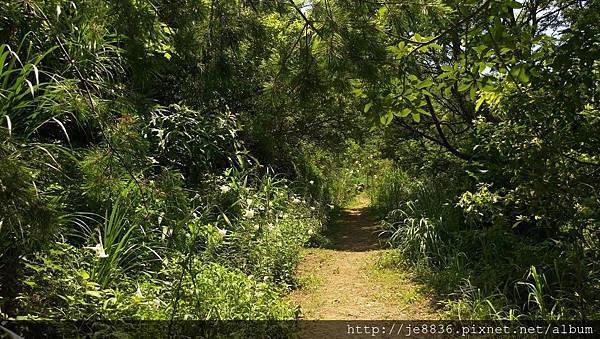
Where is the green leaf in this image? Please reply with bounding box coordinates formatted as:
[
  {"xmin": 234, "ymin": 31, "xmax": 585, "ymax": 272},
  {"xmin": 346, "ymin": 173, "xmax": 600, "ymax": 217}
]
[
  {"xmin": 510, "ymin": 66, "xmax": 530, "ymax": 84},
  {"xmin": 444, "ymin": 86, "xmax": 452, "ymax": 97},
  {"xmin": 458, "ymin": 81, "xmax": 471, "ymax": 92},
  {"xmin": 416, "ymin": 78, "xmax": 433, "ymax": 89},
  {"xmin": 473, "ymin": 45, "xmax": 487, "ymax": 57},
  {"xmin": 85, "ymin": 290, "xmax": 103, "ymax": 298},
  {"xmin": 475, "ymin": 97, "xmax": 485, "ymax": 111},
  {"xmin": 78, "ymin": 270, "xmax": 90, "ymax": 280},
  {"xmin": 411, "ymin": 112, "xmax": 421, "ymax": 122},
  {"xmin": 364, "ymin": 102, "xmax": 373, "ymax": 113},
  {"xmin": 396, "ymin": 108, "xmax": 411, "ymax": 117},
  {"xmin": 470, "ymin": 86, "xmax": 477, "ymax": 101},
  {"xmin": 380, "ymin": 111, "xmax": 393, "ymax": 125},
  {"xmin": 518, "ymin": 68, "xmax": 529, "ymax": 83},
  {"xmin": 507, "ymin": 0, "xmax": 523, "ymax": 9}
]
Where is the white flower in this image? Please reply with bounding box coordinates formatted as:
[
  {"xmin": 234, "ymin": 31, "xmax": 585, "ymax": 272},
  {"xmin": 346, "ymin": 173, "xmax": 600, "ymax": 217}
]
[
  {"xmin": 219, "ymin": 185, "xmax": 231, "ymax": 194},
  {"xmin": 135, "ymin": 286, "xmax": 144, "ymax": 298},
  {"xmin": 244, "ymin": 209, "xmax": 255, "ymax": 219},
  {"xmin": 308, "ymin": 229, "xmax": 314, "ymax": 235},
  {"xmin": 85, "ymin": 243, "xmax": 108, "ymax": 258},
  {"xmin": 217, "ymin": 228, "xmax": 227, "ymax": 237},
  {"xmin": 161, "ymin": 226, "xmax": 173, "ymax": 241},
  {"xmin": 253, "ymin": 224, "xmax": 260, "ymax": 231},
  {"xmin": 309, "ymin": 180, "xmax": 314, "ymax": 185},
  {"xmin": 310, "ymin": 206, "xmax": 316, "ymax": 211},
  {"xmin": 246, "ymin": 198, "xmax": 253, "ymax": 205},
  {"xmin": 292, "ymin": 198, "xmax": 301, "ymax": 204},
  {"xmin": 328, "ymin": 204, "xmax": 335, "ymax": 209}
]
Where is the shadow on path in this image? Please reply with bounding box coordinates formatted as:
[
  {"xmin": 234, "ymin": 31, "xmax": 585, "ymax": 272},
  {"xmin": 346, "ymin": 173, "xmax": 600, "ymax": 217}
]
[
  {"xmin": 327, "ymin": 207, "xmax": 382, "ymax": 252},
  {"xmin": 287, "ymin": 194, "xmax": 438, "ymax": 321}
]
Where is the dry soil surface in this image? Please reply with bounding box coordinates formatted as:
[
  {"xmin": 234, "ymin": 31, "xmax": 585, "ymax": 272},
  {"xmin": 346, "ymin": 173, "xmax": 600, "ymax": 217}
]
[{"xmin": 287, "ymin": 196, "xmax": 438, "ymax": 321}]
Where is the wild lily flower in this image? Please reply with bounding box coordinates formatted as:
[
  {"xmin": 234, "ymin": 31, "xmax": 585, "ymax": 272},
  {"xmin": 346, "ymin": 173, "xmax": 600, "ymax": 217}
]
[
  {"xmin": 217, "ymin": 228, "xmax": 227, "ymax": 237},
  {"xmin": 244, "ymin": 209, "xmax": 255, "ymax": 219},
  {"xmin": 85, "ymin": 243, "xmax": 108, "ymax": 258},
  {"xmin": 309, "ymin": 180, "xmax": 314, "ymax": 185},
  {"xmin": 219, "ymin": 185, "xmax": 231, "ymax": 193}
]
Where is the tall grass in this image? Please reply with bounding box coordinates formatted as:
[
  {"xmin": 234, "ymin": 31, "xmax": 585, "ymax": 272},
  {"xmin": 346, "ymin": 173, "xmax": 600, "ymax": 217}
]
[{"xmin": 371, "ymin": 167, "xmax": 600, "ymax": 320}]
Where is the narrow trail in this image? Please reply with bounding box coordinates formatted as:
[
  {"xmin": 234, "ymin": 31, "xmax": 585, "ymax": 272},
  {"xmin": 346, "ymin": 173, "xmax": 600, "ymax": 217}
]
[{"xmin": 288, "ymin": 195, "xmax": 437, "ymax": 320}]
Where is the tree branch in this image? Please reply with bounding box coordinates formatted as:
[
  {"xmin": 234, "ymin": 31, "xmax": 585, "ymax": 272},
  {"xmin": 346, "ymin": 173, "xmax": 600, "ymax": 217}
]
[
  {"xmin": 425, "ymin": 95, "xmax": 472, "ymax": 161},
  {"xmin": 286, "ymin": 0, "xmax": 324, "ymax": 38}
]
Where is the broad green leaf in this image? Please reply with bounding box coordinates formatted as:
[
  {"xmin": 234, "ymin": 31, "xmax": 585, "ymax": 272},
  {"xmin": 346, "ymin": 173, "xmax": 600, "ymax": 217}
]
[
  {"xmin": 380, "ymin": 111, "xmax": 393, "ymax": 125},
  {"xmin": 458, "ymin": 81, "xmax": 471, "ymax": 92},
  {"xmin": 396, "ymin": 108, "xmax": 411, "ymax": 117},
  {"xmin": 411, "ymin": 112, "xmax": 421, "ymax": 122},
  {"xmin": 444, "ymin": 86, "xmax": 452, "ymax": 97},
  {"xmin": 417, "ymin": 79, "xmax": 433, "ymax": 89},
  {"xmin": 364, "ymin": 102, "xmax": 373, "ymax": 113},
  {"xmin": 510, "ymin": 66, "xmax": 529, "ymax": 84},
  {"xmin": 470, "ymin": 86, "xmax": 477, "ymax": 101},
  {"xmin": 78, "ymin": 270, "xmax": 90, "ymax": 280},
  {"xmin": 518, "ymin": 68, "xmax": 529, "ymax": 83}
]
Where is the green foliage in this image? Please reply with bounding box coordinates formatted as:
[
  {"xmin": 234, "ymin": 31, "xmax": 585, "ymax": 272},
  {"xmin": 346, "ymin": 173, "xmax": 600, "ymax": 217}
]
[
  {"xmin": 17, "ymin": 243, "xmax": 293, "ymax": 320},
  {"xmin": 2, "ymin": 0, "xmax": 600, "ymax": 324}
]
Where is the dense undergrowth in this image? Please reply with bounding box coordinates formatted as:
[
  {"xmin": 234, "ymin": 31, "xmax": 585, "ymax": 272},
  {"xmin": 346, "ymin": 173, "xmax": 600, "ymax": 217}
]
[
  {"xmin": 370, "ymin": 164, "xmax": 600, "ymax": 320},
  {"xmin": 0, "ymin": 0, "xmax": 364, "ymax": 321},
  {"xmin": 2, "ymin": 0, "xmax": 599, "ymax": 325}
]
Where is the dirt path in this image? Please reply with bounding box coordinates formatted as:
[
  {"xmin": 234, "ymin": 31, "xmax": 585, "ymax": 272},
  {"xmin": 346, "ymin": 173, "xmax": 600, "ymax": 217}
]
[{"xmin": 287, "ymin": 196, "xmax": 437, "ymax": 320}]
